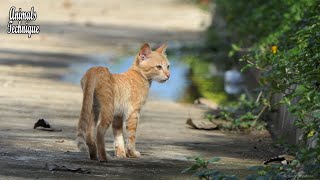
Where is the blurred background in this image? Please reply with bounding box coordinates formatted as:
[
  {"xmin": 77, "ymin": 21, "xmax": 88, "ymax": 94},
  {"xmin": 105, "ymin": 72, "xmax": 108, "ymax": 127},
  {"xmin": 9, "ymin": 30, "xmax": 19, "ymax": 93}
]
[{"xmin": 0, "ymin": 0, "xmax": 213, "ymax": 102}]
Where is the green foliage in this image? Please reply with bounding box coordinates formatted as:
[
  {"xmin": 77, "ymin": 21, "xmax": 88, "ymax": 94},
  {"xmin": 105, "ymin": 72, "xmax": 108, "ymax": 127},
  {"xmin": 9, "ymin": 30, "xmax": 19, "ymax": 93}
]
[
  {"xmin": 205, "ymin": 113, "xmax": 215, "ymax": 122},
  {"xmin": 205, "ymin": 27, "xmax": 225, "ymax": 52},
  {"xmin": 183, "ymin": 56, "xmax": 229, "ymax": 104},
  {"xmin": 208, "ymin": 94, "xmax": 267, "ymax": 131},
  {"xmin": 215, "ymin": 0, "xmax": 320, "ymax": 178},
  {"xmin": 182, "ymin": 156, "xmax": 238, "ymax": 180},
  {"xmin": 246, "ymin": 163, "xmax": 300, "ymax": 180},
  {"xmin": 183, "ymin": 157, "xmax": 309, "ymax": 179}
]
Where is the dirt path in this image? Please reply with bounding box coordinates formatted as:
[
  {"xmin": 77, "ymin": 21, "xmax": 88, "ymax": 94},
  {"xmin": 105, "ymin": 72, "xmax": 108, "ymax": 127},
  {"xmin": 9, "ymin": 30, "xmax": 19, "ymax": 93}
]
[
  {"xmin": 0, "ymin": 65, "xmax": 276, "ymax": 179},
  {"xmin": 0, "ymin": 0, "xmax": 277, "ymax": 179},
  {"xmin": 0, "ymin": 0, "xmax": 211, "ymax": 54}
]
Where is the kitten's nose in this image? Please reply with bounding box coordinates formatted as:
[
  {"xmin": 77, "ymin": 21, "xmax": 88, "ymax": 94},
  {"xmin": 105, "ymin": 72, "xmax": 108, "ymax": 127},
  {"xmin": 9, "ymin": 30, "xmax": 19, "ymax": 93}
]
[{"xmin": 166, "ymin": 73, "xmax": 170, "ymax": 79}]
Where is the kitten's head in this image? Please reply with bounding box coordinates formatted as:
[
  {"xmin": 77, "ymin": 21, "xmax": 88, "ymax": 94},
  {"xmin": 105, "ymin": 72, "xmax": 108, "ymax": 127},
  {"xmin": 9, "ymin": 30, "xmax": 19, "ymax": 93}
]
[{"xmin": 135, "ymin": 43, "xmax": 170, "ymax": 83}]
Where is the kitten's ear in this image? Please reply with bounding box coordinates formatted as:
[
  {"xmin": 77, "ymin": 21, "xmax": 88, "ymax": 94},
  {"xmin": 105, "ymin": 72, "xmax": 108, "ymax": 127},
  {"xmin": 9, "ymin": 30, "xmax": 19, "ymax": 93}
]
[
  {"xmin": 139, "ymin": 43, "xmax": 152, "ymax": 61},
  {"xmin": 156, "ymin": 43, "xmax": 168, "ymax": 55}
]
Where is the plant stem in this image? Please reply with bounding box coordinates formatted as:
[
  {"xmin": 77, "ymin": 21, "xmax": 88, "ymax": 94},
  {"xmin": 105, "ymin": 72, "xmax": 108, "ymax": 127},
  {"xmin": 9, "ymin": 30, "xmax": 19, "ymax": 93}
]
[{"xmin": 251, "ymin": 105, "xmax": 268, "ymax": 129}]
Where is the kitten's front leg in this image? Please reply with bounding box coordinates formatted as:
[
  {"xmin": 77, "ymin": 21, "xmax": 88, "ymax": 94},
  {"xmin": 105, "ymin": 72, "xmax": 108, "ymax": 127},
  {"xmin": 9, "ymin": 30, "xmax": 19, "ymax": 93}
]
[
  {"xmin": 112, "ymin": 116, "xmax": 126, "ymax": 158},
  {"xmin": 126, "ymin": 111, "xmax": 141, "ymax": 158}
]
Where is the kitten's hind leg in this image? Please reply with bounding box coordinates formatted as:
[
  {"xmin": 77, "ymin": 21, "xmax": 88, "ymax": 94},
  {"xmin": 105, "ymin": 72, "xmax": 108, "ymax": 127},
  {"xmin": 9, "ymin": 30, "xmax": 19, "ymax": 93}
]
[
  {"xmin": 96, "ymin": 108, "xmax": 113, "ymax": 162},
  {"xmin": 112, "ymin": 116, "xmax": 126, "ymax": 158},
  {"xmin": 86, "ymin": 115, "xmax": 98, "ymax": 160},
  {"xmin": 126, "ymin": 111, "xmax": 141, "ymax": 158},
  {"xmin": 86, "ymin": 127, "xmax": 97, "ymax": 160}
]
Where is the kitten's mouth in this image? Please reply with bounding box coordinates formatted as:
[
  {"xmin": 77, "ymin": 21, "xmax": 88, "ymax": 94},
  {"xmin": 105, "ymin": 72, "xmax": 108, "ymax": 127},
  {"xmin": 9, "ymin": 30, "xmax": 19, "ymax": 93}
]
[{"xmin": 159, "ymin": 79, "xmax": 167, "ymax": 83}]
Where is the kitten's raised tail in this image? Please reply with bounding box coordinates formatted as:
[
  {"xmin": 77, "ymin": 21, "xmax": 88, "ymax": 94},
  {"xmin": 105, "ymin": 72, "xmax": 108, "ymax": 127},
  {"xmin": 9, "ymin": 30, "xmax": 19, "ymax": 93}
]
[{"xmin": 76, "ymin": 70, "xmax": 97, "ymax": 152}]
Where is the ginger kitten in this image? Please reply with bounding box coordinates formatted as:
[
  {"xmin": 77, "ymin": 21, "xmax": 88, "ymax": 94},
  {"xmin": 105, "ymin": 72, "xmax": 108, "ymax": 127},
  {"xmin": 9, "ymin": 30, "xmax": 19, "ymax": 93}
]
[{"xmin": 76, "ymin": 43, "xmax": 170, "ymax": 162}]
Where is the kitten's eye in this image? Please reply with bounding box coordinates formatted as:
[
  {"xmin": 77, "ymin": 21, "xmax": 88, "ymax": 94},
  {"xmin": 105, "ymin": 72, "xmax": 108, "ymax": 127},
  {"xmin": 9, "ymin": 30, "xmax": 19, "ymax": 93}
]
[
  {"xmin": 156, "ymin": 65, "xmax": 162, "ymax": 70},
  {"xmin": 167, "ymin": 65, "xmax": 170, "ymax": 69}
]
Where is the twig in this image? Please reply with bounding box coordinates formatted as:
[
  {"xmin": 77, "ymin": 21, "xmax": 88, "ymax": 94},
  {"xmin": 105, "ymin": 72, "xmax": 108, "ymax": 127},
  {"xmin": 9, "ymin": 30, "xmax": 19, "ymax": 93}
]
[
  {"xmin": 251, "ymin": 105, "xmax": 268, "ymax": 129},
  {"xmin": 246, "ymin": 60, "xmax": 267, "ymax": 70},
  {"xmin": 255, "ymin": 91, "xmax": 263, "ymax": 104}
]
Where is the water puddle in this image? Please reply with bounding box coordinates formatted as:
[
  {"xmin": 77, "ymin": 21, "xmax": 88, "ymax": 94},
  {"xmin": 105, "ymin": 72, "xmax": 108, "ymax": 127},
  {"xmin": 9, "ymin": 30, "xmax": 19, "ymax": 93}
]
[{"xmin": 63, "ymin": 54, "xmax": 191, "ymax": 101}]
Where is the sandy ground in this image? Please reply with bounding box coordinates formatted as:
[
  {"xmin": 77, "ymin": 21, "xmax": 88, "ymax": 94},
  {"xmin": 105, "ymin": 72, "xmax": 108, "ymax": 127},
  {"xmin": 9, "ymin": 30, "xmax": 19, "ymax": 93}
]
[
  {"xmin": 0, "ymin": 0, "xmax": 279, "ymax": 179},
  {"xmin": 0, "ymin": 0, "xmax": 211, "ymax": 54}
]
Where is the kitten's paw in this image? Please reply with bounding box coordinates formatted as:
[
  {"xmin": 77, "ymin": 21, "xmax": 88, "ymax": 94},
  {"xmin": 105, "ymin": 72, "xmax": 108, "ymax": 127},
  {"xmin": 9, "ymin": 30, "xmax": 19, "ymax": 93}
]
[
  {"xmin": 98, "ymin": 159, "xmax": 108, "ymax": 163},
  {"xmin": 97, "ymin": 153, "xmax": 110, "ymax": 162},
  {"xmin": 126, "ymin": 149, "xmax": 141, "ymax": 158},
  {"xmin": 114, "ymin": 147, "xmax": 127, "ymax": 158},
  {"xmin": 89, "ymin": 156, "xmax": 98, "ymax": 161},
  {"xmin": 89, "ymin": 153, "xmax": 97, "ymax": 161},
  {"xmin": 115, "ymin": 149, "xmax": 127, "ymax": 158},
  {"xmin": 98, "ymin": 156, "xmax": 108, "ymax": 163}
]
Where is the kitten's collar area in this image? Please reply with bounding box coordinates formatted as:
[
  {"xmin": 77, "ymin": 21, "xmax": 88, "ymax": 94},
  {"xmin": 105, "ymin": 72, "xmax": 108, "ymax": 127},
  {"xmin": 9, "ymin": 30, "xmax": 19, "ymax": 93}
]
[
  {"xmin": 130, "ymin": 55, "xmax": 152, "ymax": 85},
  {"xmin": 130, "ymin": 68, "xmax": 152, "ymax": 87}
]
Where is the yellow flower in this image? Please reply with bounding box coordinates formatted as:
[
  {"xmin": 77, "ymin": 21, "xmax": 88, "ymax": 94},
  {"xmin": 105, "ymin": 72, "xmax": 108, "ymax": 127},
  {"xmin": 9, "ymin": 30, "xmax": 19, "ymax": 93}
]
[
  {"xmin": 271, "ymin": 45, "xmax": 278, "ymax": 54},
  {"xmin": 307, "ymin": 130, "xmax": 315, "ymax": 138}
]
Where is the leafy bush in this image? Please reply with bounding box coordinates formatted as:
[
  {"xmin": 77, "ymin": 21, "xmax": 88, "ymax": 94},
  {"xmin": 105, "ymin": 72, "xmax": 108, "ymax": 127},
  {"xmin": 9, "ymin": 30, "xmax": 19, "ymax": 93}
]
[
  {"xmin": 215, "ymin": 0, "xmax": 320, "ymax": 178},
  {"xmin": 183, "ymin": 156, "xmax": 307, "ymax": 179},
  {"xmin": 182, "ymin": 156, "xmax": 238, "ymax": 180},
  {"xmin": 206, "ymin": 94, "xmax": 268, "ymax": 132}
]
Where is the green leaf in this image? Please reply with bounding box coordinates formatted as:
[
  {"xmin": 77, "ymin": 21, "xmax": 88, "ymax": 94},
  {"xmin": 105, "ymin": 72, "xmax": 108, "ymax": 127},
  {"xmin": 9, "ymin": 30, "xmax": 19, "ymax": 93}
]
[
  {"xmin": 248, "ymin": 166, "xmax": 264, "ymax": 171},
  {"xmin": 257, "ymin": 170, "xmax": 267, "ymax": 176},
  {"xmin": 231, "ymin": 43, "xmax": 241, "ymax": 51},
  {"xmin": 283, "ymin": 97, "xmax": 291, "ymax": 105},
  {"xmin": 229, "ymin": 50, "xmax": 235, "ymax": 57}
]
